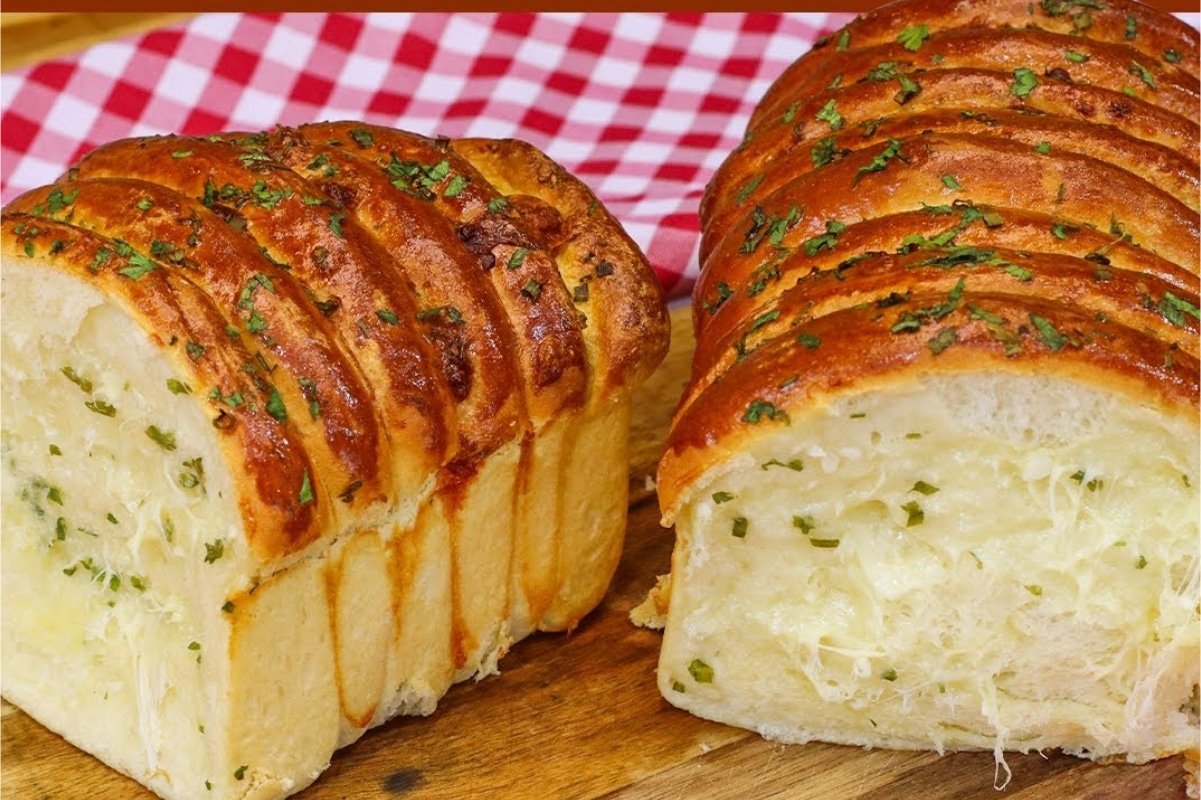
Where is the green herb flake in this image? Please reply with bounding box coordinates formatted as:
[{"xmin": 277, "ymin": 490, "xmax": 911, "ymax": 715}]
[
  {"xmin": 712, "ymin": 491, "xmax": 736, "ymax": 504},
  {"xmin": 793, "ymin": 514, "xmax": 816, "ymax": 534},
  {"xmin": 688, "ymin": 658, "xmax": 715, "ymax": 683},
  {"xmin": 222, "ymin": 600, "xmax": 235, "ymax": 613},
  {"xmin": 881, "ymin": 668, "xmax": 898, "ymax": 681},
  {"xmin": 761, "ymin": 458, "xmax": 804, "ymax": 472},
  {"xmin": 893, "ymin": 73, "xmax": 922, "ymax": 105},
  {"xmin": 1130, "ymin": 60, "xmax": 1157, "ymax": 90},
  {"xmin": 1010, "ymin": 67, "xmax": 1039, "ymax": 98},
  {"xmin": 836, "ymin": 30, "xmax": 851, "ymax": 51},
  {"xmin": 299, "ymin": 471, "xmax": 314, "ymax": 505},
  {"xmin": 1004, "ymin": 264, "xmax": 1033, "ymax": 282},
  {"xmin": 853, "ymin": 138, "xmax": 905, "ymax": 186},
  {"xmin": 940, "ymin": 174, "xmax": 963, "ymax": 190},
  {"xmin": 811, "ymin": 135, "xmax": 840, "ymax": 168},
  {"xmin": 902, "ymin": 500, "xmax": 925, "ymax": 527},
  {"xmin": 672, "ymin": 680, "xmax": 686, "ymax": 693},
  {"xmin": 444, "ymin": 174, "xmax": 469, "ymax": 198},
  {"xmin": 1030, "ymin": 313, "xmax": 1068, "ymax": 351},
  {"xmin": 797, "ymin": 332, "xmax": 822, "ymax": 349},
  {"xmin": 737, "ymin": 173, "xmax": 764, "ymax": 205},
  {"xmin": 1035, "ymin": 141, "xmax": 1052, "ymax": 155},
  {"xmin": 118, "ymin": 252, "xmax": 157, "ymax": 281},
  {"xmin": 1135, "ymin": 555, "xmax": 1147, "ymax": 569},
  {"xmin": 167, "ymin": 378, "xmax": 192, "ymax": 395},
  {"xmin": 234, "ymin": 765, "xmax": 249, "ymax": 781},
  {"xmin": 780, "ymin": 101, "xmax": 800, "ymax": 124},
  {"xmin": 1064, "ymin": 50, "xmax": 1089, "ymax": 63},
  {"xmin": 1164, "ymin": 49, "xmax": 1182, "ymax": 64},
  {"xmin": 927, "ymin": 327, "xmax": 958, "ymax": 354},
  {"xmin": 85, "ymin": 399, "xmax": 117, "ymax": 417},
  {"xmin": 61, "ymin": 366, "xmax": 94, "ymax": 393},
  {"xmin": 507, "ymin": 247, "xmax": 529, "ymax": 269},
  {"xmin": 743, "ymin": 399, "xmax": 789, "ymax": 425},
  {"xmin": 171, "ymin": 150, "xmax": 193, "ymax": 159},
  {"xmin": 731, "ymin": 516, "xmax": 749, "ymax": 538},
  {"xmin": 328, "ymin": 213, "xmax": 346, "ymax": 238},
  {"xmin": 815, "ymin": 99, "xmax": 844, "ymax": 130},
  {"xmin": 376, "ymin": 308, "xmax": 399, "ymax": 326},
  {"xmin": 136, "ymin": 198, "xmax": 153, "ymax": 212},
  {"xmin": 521, "ymin": 279, "xmax": 543, "ymax": 301},
  {"xmin": 897, "ymin": 24, "xmax": 930, "ymax": 51},
  {"xmin": 204, "ymin": 539, "xmax": 225, "ymax": 564},
  {"xmin": 145, "ymin": 425, "xmax": 177, "ymax": 451},
  {"xmin": 911, "ymin": 480, "xmax": 939, "ymax": 495},
  {"xmin": 1159, "ymin": 292, "xmax": 1200, "ymax": 327},
  {"xmin": 487, "ymin": 197, "xmax": 510, "ymax": 214},
  {"xmin": 265, "ymin": 388, "xmax": 287, "ymax": 422},
  {"xmin": 1025, "ymin": 584, "xmax": 1044, "ymax": 596},
  {"xmin": 349, "ymin": 128, "xmax": 375, "ymax": 147},
  {"xmin": 1124, "ymin": 14, "xmax": 1137, "ymax": 40}
]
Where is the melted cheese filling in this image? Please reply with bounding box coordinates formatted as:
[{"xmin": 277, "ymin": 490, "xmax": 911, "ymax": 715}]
[{"xmin": 660, "ymin": 373, "xmax": 1200, "ymax": 764}]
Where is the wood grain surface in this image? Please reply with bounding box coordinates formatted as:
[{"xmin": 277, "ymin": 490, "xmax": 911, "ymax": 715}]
[{"xmin": 0, "ymin": 305, "xmax": 1189, "ymax": 800}]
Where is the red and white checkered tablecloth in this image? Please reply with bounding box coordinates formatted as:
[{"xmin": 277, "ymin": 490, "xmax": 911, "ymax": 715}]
[{"xmin": 0, "ymin": 12, "xmax": 862, "ymax": 300}]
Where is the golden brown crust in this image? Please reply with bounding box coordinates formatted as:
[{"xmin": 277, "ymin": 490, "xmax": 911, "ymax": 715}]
[
  {"xmin": 253, "ymin": 126, "xmax": 528, "ymax": 459},
  {"xmin": 450, "ymin": 137, "xmax": 671, "ymax": 400},
  {"xmin": 750, "ymin": 0, "xmax": 1201, "ymax": 129},
  {"xmin": 670, "ymin": 0, "xmax": 1201, "ymax": 524},
  {"xmin": 298, "ymin": 121, "xmax": 590, "ymax": 425},
  {"xmin": 67, "ymin": 135, "xmax": 457, "ymax": 492},
  {"xmin": 2, "ymin": 123, "xmax": 667, "ymax": 566},
  {"xmin": 0, "ymin": 214, "xmax": 330, "ymax": 557},
  {"xmin": 704, "ymin": 73, "xmax": 1199, "ymax": 263},
  {"xmin": 694, "ymin": 203, "xmax": 1198, "ymax": 355},
  {"xmin": 660, "ymin": 291, "xmax": 1199, "ymax": 515}
]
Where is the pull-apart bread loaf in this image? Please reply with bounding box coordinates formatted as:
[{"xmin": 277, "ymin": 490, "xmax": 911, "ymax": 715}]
[
  {"xmin": 645, "ymin": 0, "xmax": 1200, "ymax": 790},
  {"xmin": 0, "ymin": 123, "xmax": 668, "ymax": 800}
]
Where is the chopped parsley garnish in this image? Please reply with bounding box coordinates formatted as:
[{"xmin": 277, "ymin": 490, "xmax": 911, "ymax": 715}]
[
  {"xmin": 743, "ymin": 399, "xmax": 789, "ymax": 424},
  {"xmin": 1130, "ymin": 61, "xmax": 1156, "ymax": 90},
  {"xmin": 487, "ymin": 197, "xmax": 509, "ymax": 214},
  {"xmin": 815, "ymin": 99, "xmax": 843, "ymax": 130},
  {"xmin": 376, "ymin": 309, "xmax": 399, "ymax": 325},
  {"xmin": 1159, "ymin": 292, "xmax": 1200, "ymax": 327},
  {"xmin": 521, "ymin": 279, "xmax": 543, "ymax": 301},
  {"xmin": 712, "ymin": 491, "xmax": 735, "ymax": 504},
  {"xmin": 881, "ymin": 668, "xmax": 898, "ymax": 681},
  {"xmin": 349, "ymin": 128, "xmax": 375, "ymax": 147},
  {"xmin": 893, "ymin": 74, "xmax": 922, "ymax": 105},
  {"xmin": 811, "ymin": 135, "xmax": 841, "ymax": 168},
  {"xmin": 507, "ymin": 247, "xmax": 529, "ymax": 269},
  {"xmin": 797, "ymin": 332, "xmax": 822, "ymax": 349},
  {"xmin": 1164, "ymin": 49, "xmax": 1182, "ymax": 64},
  {"xmin": 688, "ymin": 658, "xmax": 715, "ymax": 683},
  {"xmin": 204, "ymin": 539, "xmax": 225, "ymax": 564},
  {"xmin": 927, "ymin": 327, "xmax": 958, "ymax": 354},
  {"xmin": 737, "ymin": 174, "xmax": 764, "ymax": 205},
  {"xmin": 836, "ymin": 30, "xmax": 851, "ymax": 51},
  {"xmin": 911, "ymin": 480, "xmax": 939, "ymax": 495},
  {"xmin": 731, "ymin": 517, "xmax": 748, "ymax": 538},
  {"xmin": 1064, "ymin": 50, "xmax": 1089, "ymax": 63},
  {"xmin": 793, "ymin": 515, "xmax": 815, "ymax": 534},
  {"xmin": 1010, "ymin": 68, "xmax": 1039, "ymax": 98},
  {"xmin": 761, "ymin": 458, "xmax": 803, "ymax": 471},
  {"xmin": 85, "ymin": 399, "xmax": 117, "ymax": 417},
  {"xmin": 897, "ymin": 24, "xmax": 930, "ymax": 51},
  {"xmin": 802, "ymin": 219, "xmax": 847, "ymax": 256},
  {"xmin": 444, "ymin": 175, "xmax": 469, "ymax": 197},
  {"xmin": 328, "ymin": 213, "xmax": 346, "ymax": 238},
  {"xmin": 853, "ymin": 138, "xmax": 905, "ymax": 186},
  {"xmin": 901, "ymin": 500, "xmax": 925, "ymax": 527},
  {"xmin": 1029, "ymin": 314, "xmax": 1068, "ymax": 351},
  {"xmin": 145, "ymin": 425, "xmax": 177, "ymax": 451},
  {"xmin": 1124, "ymin": 14, "xmax": 1137, "ymax": 40},
  {"xmin": 940, "ymin": 174, "xmax": 963, "ymax": 190},
  {"xmin": 298, "ymin": 471, "xmax": 314, "ymax": 505}
]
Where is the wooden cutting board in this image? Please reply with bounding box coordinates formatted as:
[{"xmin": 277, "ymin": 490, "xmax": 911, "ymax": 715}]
[{"xmin": 0, "ymin": 305, "xmax": 1189, "ymax": 800}]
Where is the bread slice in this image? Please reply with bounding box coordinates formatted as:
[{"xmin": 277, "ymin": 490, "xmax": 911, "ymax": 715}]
[
  {"xmin": 648, "ymin": 0, "xmax": 1199, "ymax": 790},
  {"xmin": 0, "ymin": 123, "xmax": 669, "ymax": 800}
]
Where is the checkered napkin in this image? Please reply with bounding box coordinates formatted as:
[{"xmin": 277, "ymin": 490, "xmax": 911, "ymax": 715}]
[{"xmin": 0, "ymin": 12, "xmax": 855, "ymax": 299}]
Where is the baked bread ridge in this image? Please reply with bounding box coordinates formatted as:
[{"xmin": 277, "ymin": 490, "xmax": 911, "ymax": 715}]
[
  {"xmin": 748, "ymin": 0, "xmax": 1201, "ymax": 131},
  {"xmin": 0, "ymin": 124, "xmax": 669, "ymax": 800},
  {"xmin": 651, "ymin": 0, "xmax": 1200, "ymax": 791}
]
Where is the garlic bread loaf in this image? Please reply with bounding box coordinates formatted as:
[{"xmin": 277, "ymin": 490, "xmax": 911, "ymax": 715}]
[
  {"xmin": 0, "ymin": 123, "xmax": 669, "ymax": 800},
  {"xmin": 649, "ymin": 0, "xmax": 1199, "ymax": 790}
]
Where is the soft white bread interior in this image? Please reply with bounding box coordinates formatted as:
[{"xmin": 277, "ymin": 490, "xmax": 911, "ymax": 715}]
[
  {"xmin": 1, "ymin": 123, "xmax": 669, "ymax": 800},
  {"xmin": 644, "ymin": 0, "xmax": 1200, "ymax": 790}
]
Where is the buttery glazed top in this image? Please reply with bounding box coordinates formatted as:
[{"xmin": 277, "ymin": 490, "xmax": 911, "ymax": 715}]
[
  {"xmin": 1, "ymin": 122, "xmax": 671, "ymax": 562},
  {"xmin": 660, "ymin": 0, "xmax": 1201, "ymax": 517}
]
